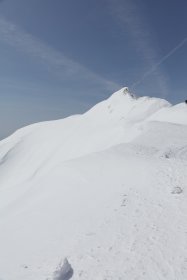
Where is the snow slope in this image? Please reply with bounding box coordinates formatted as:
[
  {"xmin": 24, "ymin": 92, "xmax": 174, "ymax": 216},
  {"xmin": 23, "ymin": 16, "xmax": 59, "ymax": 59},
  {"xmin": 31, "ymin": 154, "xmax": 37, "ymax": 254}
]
[{"xmin": 0, "ymin": 87, "xmax": 187, "ymax": 280}]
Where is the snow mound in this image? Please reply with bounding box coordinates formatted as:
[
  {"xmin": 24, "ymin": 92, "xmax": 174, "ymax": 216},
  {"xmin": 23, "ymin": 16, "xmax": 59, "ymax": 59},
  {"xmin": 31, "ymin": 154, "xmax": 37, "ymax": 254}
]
[{"xmin": 149, "ymin": 102, "xmax": 187, "ymax": 125}]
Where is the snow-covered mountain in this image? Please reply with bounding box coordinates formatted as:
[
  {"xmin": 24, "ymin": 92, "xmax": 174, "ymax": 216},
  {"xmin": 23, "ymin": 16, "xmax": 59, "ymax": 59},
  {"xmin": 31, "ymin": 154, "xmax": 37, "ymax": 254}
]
[{"xmin": 0, "ymin": 87, "xmax": 187, "ymax": 280}]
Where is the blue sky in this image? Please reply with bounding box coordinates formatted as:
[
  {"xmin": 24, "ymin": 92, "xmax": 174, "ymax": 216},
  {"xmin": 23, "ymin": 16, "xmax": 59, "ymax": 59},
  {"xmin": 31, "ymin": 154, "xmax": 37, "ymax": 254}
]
[{"xmin": 0, "ymin": 0, "xmax": 187, "ymax": 139}]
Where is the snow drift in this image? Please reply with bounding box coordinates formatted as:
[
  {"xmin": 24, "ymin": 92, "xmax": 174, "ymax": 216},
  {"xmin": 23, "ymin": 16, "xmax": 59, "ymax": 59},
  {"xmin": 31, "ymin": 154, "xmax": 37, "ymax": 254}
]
[{"xmin": 0, "ymin": 87, "xmax": 187, "ymax": 280}]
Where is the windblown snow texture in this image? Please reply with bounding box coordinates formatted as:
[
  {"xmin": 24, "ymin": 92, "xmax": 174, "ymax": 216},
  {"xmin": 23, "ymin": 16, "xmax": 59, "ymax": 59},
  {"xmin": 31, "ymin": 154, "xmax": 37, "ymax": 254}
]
[{"xmin": 0, "ymin": 87, "xmax": 187, "ymax": 280}]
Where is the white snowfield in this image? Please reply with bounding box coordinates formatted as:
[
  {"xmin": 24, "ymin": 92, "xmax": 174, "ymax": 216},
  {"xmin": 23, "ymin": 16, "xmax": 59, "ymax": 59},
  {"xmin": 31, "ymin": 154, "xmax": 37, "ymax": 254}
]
[{"xmin": 0, "ymin": 87, "xmax": 187, "ymax": 280}]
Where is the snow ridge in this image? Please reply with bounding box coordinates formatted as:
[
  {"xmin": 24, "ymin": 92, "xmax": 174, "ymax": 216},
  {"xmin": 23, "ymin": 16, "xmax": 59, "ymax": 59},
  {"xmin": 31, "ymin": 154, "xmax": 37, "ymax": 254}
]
[{"xmin": 0, "ymin": 87, "xmax": 187, "ymax": 280}]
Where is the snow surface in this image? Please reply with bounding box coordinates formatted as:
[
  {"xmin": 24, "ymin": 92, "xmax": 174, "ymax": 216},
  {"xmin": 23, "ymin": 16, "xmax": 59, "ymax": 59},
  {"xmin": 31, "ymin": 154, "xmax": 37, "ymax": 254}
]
[{"xmin": 0, "ymin": 87, "xmax": 187, "ymax": 280}]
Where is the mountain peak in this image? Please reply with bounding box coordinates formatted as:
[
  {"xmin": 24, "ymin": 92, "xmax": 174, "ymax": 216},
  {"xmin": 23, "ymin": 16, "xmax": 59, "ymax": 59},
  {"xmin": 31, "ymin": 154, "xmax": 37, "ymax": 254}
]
[{"xmin": 110, "ymin": 87, "xmax": 136, "ymax": 100}]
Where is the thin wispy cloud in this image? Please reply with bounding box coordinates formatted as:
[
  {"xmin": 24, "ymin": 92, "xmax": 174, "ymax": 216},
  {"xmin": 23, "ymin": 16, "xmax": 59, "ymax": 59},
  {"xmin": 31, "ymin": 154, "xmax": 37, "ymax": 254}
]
[
  {"xmin": 107, "ymin": 0, "xmax": 169, "ymax": 97},
  {"xmin": 132, "ymin": 37, "xmax": 187, "ymax": 88},
  {"xmin": 0, "ymin": 17, "xmax": 120, "ymax": 93}
]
